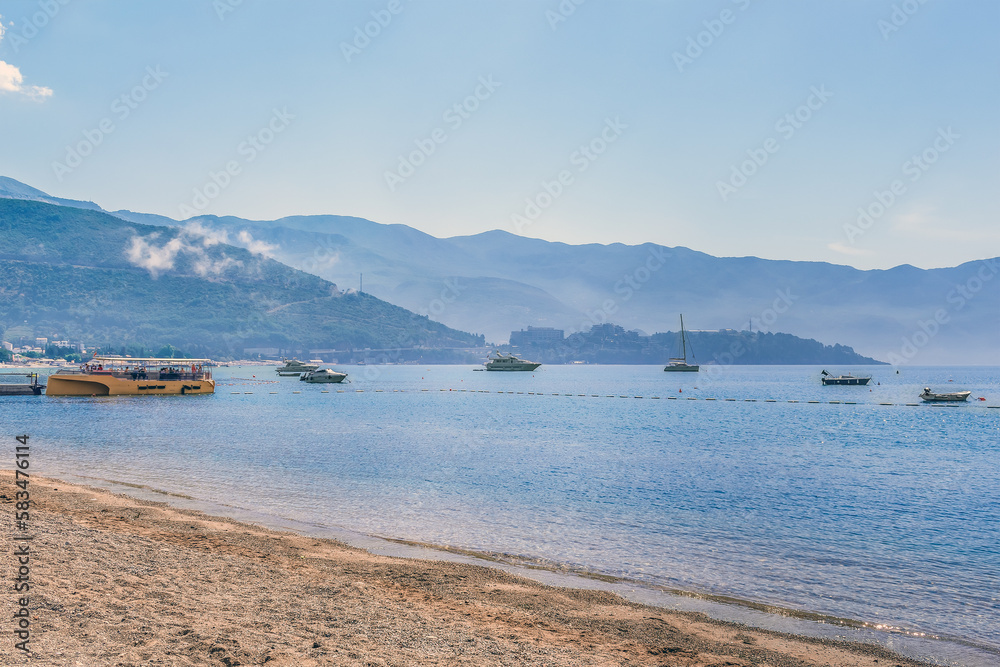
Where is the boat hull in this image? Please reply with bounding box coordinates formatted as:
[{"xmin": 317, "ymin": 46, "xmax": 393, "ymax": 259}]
[
  {"xmin": 664, "ymin": 364, "xmax": 699, "ymax": 372},
  {"xmin": 821, "ymin": 377, "xmax": 870, "ymax": 386},
  {"xmin": 920, "ymin": 392, "xmax": 971, "ymax": 402},
  {"xmin": 485, "ymin": 363, "xmax": 541, "ymax": 371},
  {"xmin": 300, "ymin": 372, "xmax": 348, "ymax": 383},
  {"xmin": 46, "ymin": 374, "xmax": 215, "ymax": 396}
]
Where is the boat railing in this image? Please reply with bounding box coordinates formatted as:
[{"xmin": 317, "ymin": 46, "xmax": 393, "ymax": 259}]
[
  {"xmin": 0, "ymin": 371, "xmax": 43, "ymax": 385},
  {"xmin": 125, "ymin": 370, "xmax": 212, "ymax": 381},
  {"xmin": 54, "ymin": 367, "xmax": 212, "ymax": 381},
  {"xmin": 51, "ymin": 367, "xmax": 88, "ymax": 375}
]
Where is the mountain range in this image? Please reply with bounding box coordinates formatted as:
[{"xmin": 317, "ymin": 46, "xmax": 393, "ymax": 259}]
[
  {"xmin": 0, "ymin": 194, "xmax": 482, "ymax": 360},
  {"xmin": 2, "ymin": 176, "xmax": 996, "ymax": 365}
]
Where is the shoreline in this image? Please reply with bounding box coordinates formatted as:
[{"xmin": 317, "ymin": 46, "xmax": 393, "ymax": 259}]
[
  {"xmin": 56, "ymin": 471, "xmax": 999, "ymax": 665},
  {"xmin": 2, "ymin": 471, "xmax": 942, "ymax": 666}
]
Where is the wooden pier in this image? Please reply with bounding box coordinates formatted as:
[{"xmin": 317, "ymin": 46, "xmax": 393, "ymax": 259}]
[{"xmin": 0, "ymin": 372, "xmax": 45, "ymax": 395}]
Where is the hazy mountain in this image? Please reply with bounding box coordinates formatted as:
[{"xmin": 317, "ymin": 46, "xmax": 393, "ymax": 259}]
[
  {"xmin": 0, "ymin": 199, "xmax": 483, "ymax": 359},
  {"xmin": 174, "ymin": 215, "xmax": 998, "ymax": 365},
  {"xmin": 2, "ymin": 178, "xmax": 996, "ymax": 364},
  {"xmin": 0, "ymin": 176, "xmax": 103, "ymax": 211}
]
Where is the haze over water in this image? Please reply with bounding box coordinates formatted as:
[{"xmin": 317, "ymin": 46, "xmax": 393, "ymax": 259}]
[{"xmin": 6, "ymin": 364, "xmax": 999, "ymax": 665}]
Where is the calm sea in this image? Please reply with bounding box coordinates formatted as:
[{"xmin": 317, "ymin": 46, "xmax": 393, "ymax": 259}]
[{"xmin": 4, "ymin": 364, "xmax": 998, "ymax": 665}]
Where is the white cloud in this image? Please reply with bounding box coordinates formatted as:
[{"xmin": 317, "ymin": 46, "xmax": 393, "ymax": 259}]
[
  {"xmin": 891, "ymin": 207, "xmax": 938, "ymax": 235},
  {"xmin": 0, "ymin": 17, "xmax": 53, "ymax": 101},
  {"xmin": 827, "ymin": 242, "xmax": 873, "ymax": 257},
  {"xmin": 176, "ymin": 221, "xmax": 277, "ymax": 257},
  {"xmin": 236, "ymin": 229, "xmax": 278, "ymax": 257},
  {"xmin": 126, "ymin": 234, "xmax": 186, "ymax": 278},
  {"xmin": 889, "ymin": 206, "xmax": 997, "ymax": 243},
  {"xmin": 191, "ymin": 254, "xmax": 241, "ymax": 277},
  {"xmin": 183, "ymin": 221, "xmax": 230, "ymax": 246},
  {"xmin": 0, "ymin": 60, "xmax": 53, "ymax": 101},
  {"xmin": 125, "ymin": 226, "xmax": 246, "ymax": 278}
]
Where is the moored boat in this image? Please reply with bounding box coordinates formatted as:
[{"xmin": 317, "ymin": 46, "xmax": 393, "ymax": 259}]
[
  {"xmin": 484, "ymin": 351, "xmax": 541, "ymax": 371},
  {"xmin": 664, "ymin": 314, "xmax": 699, "ymax": 372},
  {"xmin": 299, "ymin": 369, "xmax": 348, "ymax": 383},
  {"xmin": 45, "ymin": 356, "xmax": 215, "ymax": 396},
  {"xmin": 820, "ymin": 370, "xmax": 871, "ymax": 386},
  {"xmin": 275, "ymin": 358, "xmax": 319, "ymax": 376},
  {"xmin": 919, "ymin": 387, "xmax": 971, "ymax": 402}
]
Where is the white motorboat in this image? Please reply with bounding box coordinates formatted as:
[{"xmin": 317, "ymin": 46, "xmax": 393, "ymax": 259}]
[
  {"xmin": 300, "ymin": 369, "xmax": 348, "ymax": 383},
  {"xmin": 484, "ymin": 351, "xmax": 541, "ymax": 371},
  {"xmin": 919, "ymin": 387, "xmax": 971, "ymax": 402},
  {"xmin": 275, "ymin": 358, "xmax": 319, "ymax": 376}
]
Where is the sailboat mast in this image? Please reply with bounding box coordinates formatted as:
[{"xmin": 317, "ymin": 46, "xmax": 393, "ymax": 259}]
[{"xmin": 680, "ymin": 314, "xmax": 686, "ymax": 360}]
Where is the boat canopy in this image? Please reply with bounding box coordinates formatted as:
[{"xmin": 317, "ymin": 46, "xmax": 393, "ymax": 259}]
[{"xmin": 89, "ymin": 355, "xmax": 214, "ymax": 365}]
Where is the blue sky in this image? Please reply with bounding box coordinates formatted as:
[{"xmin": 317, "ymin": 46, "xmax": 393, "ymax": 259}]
[{"xmin": 1, "ymin": 0, "xmax": 997, "ymax": 270}]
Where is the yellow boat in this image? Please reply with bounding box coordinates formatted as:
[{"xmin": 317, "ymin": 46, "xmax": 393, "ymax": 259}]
[{"xmin": 45, "ymin": 356, "xmax": 216, "ymax": 396}]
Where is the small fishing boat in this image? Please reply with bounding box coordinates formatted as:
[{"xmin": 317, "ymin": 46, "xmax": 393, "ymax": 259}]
[
  {"xmin": 821, "ymin": 370, "xmax": 871, "ymax": 386},
  {"xmin": 300, "ymin": 369, "xmax": 348, "ymax": 383},
  {"xmin": 919, "ymin": 387, "xmax": 971, "ymax": 402}
]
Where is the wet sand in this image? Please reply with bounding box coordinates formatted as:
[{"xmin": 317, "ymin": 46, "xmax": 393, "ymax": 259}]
[{"xmin": 1, "ymin": 471, "xmax": 931, "ymax": 666}]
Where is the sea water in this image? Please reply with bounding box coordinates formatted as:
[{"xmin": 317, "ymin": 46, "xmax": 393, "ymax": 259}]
[{"xmin": 3, "ymin": 364, "xmax": 998, "ymax": 665}]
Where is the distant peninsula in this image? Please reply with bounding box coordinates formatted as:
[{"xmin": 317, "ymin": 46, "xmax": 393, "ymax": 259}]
[{"xmin": 504, "ymin": 324, "xmax": 885, "ymax": 365}]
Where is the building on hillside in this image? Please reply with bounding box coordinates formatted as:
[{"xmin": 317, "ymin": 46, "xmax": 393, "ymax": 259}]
[
  {"xmin": 587, "ymin": 323, "xmax": 626, "ymax": 338},
  {"xmin": 509, "ymin": 326, "xmax": 564, "ymax": 347},
  {"xmin": 243, "ymin": 347, "xmax": 282, "ymax": 356}
]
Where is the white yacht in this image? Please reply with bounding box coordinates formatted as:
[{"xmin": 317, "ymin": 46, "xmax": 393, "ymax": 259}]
[
  {"xmin": 275, "ymin": 358, "xmax": 319, "ymax": 376},
  {"xmin": 300, "ymin": 369, "xmax": 348, "ymax": 383},
  {"xmin": 484, "ymin": 351, "xmax": 541, "ymax": 371}
]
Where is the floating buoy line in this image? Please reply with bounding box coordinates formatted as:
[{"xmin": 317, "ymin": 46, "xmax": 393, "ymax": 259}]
[{"xmin": 222, "ymin": 386, "xmax": 1000, "ymax": 409}]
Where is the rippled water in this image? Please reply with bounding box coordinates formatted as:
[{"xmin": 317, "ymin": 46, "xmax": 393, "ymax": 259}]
[{"xmin": 4, "ymin": 364, "xmax": 998, "ymax": 664}]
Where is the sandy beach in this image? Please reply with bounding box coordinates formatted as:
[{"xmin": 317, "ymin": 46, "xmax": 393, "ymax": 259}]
[{"xmin": 2, "ymin": 471, "xmax": 932, "ymax": 666}]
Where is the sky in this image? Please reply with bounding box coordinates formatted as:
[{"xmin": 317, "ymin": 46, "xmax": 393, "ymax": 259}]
[{"xmin": 1, "ymin": 0, "xmax": 997, "ymax": 271}]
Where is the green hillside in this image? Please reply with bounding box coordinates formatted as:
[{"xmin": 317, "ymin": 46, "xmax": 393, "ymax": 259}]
[
  {"xmin": 0, "ymin": 199, "xmax": 484, "ymax": 358},
  {"xmin": 507, "ymin": 324, "xmax": 884, "ymax": 365}
]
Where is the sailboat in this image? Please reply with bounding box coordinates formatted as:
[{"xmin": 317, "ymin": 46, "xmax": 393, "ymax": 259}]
[{"xmin": 664, "ymin": 315, "xmax": 699, "ymax": 372}]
